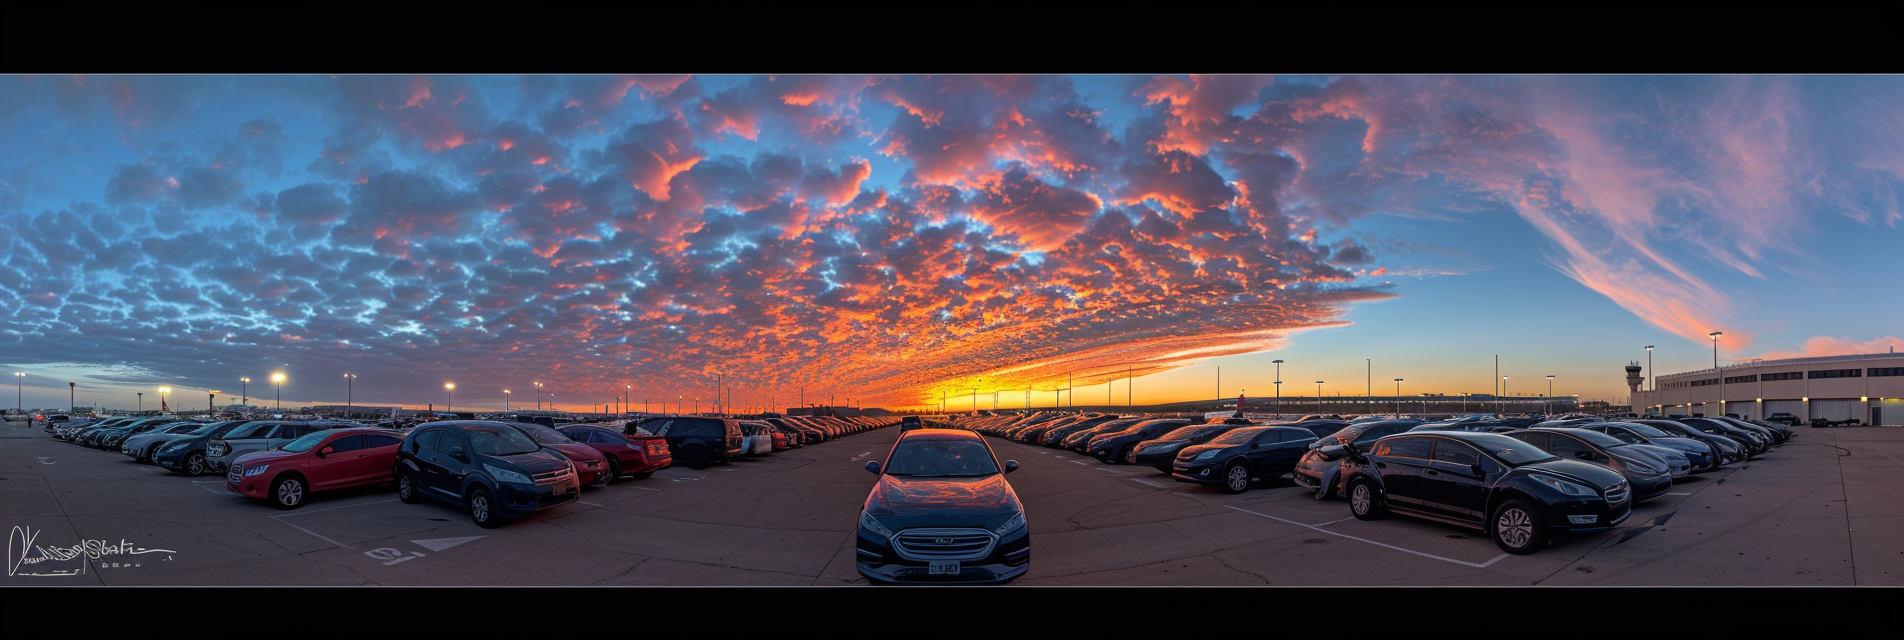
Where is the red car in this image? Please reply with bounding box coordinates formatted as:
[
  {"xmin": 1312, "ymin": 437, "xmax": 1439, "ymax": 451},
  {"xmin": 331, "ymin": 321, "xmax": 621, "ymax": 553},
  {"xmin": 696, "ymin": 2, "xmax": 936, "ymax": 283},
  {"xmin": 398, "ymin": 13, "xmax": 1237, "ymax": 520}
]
[
  {"xmin": 502, "ymin": 422, "xmax": 610, "ymax": 486},
  {"xmin": 227, "ymin": 427, "xmax": 406, "ymax": 509},
  {"xmin": 558, "ymin": 424, "xmax": 671, "ymax": 482}
]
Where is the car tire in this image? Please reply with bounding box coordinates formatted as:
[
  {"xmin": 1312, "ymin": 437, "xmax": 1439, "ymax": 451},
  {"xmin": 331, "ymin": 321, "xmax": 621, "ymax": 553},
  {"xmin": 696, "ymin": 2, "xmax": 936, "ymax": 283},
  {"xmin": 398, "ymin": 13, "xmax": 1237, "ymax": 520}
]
[
  {"xmin": 183, "ymin": 452, "xmax": 207, "ymax": 477},
  {"xmin": 271, "ymin": 475, "xmax": 306, "ymax": 510},
  {"xmin": 396, "ymin": 470, "xmax": 423, "ymax": 504},
  {"xmin": 1348, "ymin": 479, "xmax": 1385, "ymax": 520},
  {"xmin": 599, "ymin": 459, "xmax": 619, "ymax": 486},
  {"xmin": 1220, "ymin": 460, "xmax": 1251, "ymax": 494},
  {"xmin": 681, "ymin": 445, "xmax": 710, "ymax": 470},
  {"xmin": 1491, "ymin": 499, "xmax": 1545, "ymax": 555},
  {"xmin": 469, "ymin": 487, "xmax": 505, "ymax": 529}
]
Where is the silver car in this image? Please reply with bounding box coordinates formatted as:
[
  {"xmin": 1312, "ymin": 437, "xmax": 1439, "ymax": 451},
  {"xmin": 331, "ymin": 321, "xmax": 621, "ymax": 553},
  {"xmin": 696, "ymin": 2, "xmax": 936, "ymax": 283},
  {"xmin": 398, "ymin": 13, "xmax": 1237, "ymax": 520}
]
[{"xmin": 204, "ymin": 420, "xmax": 336, "ymax": 472}]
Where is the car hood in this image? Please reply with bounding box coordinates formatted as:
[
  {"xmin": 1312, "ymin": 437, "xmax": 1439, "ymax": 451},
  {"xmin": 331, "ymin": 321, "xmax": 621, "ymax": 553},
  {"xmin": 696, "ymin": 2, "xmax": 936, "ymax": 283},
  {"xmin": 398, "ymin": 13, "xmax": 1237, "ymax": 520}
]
[
  {"xmin": 544, "ymin": 442, "xmax": 606, "ymax": 462},
  {"xmin": 1645, "ymin": 437, "xmax": 1707, "ymax": 454},
  {"xmin": 487, "ymin": 450, "xmax": 574, "ymax": 475},
  {"xmin": 232, "ymin": 448, "xmax": 301, "ymax": 468},
  {"xmin": 1618, "ymin": 444, "xmax": 1684, "ymax": 463},
  {"xmin": 1133, "ymin": 438, "xmax": 1191, "ymax": 452},
  {"xmin": 124, "ymin": 432, "xmax": 185, "ymax": 446},
  {"xmin": 863, "ymin": 474, "xmax": 1021, "ymax": 529},
  {"xmin": 1177, "ymin": 443, "xmax": 1235, "ymax": 460},
  {"xmin": 1520, "ymin": 458, "xmax": 1626, "ymax": 491}
]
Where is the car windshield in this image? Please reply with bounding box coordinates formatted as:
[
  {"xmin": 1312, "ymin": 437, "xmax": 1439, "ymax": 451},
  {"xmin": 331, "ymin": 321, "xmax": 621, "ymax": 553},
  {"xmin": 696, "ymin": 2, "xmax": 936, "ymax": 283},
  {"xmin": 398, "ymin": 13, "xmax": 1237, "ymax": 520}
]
[
  {"xmin": 1330, "ymin": 425, "xmax": 1368, "ymax": 444},
  {"xmin": 1210, "ymin": 427, "xmax": 1267, "ymax": 446},
  {"xmin": 511, "ymin": 422, "xmax": 574, "ymax": 446},
  {"xmin": 1464, "ymin": 433, "xmax": 1561, "ymax": 465},
  {"xmin": 1562, "ymin": 429, "xmax": 1626, "ymax": 448},
  {"xmin": 883, "ymin": 437, "xmax": 1000, "ymax": 477},
  {"xmin": 278, "ymin": 430, "xmax": 334, "ymax": 453},
  {"xmin": 187, "ymin": 423, "xmax": 224, "ymax": 435},
  {"xmin": 466, "ymin": 426, "xmax": 541, "ymax": 456},
  {"xmin": 1157, "ymin": 426, "xmax": 1219, "ymax": 440}
]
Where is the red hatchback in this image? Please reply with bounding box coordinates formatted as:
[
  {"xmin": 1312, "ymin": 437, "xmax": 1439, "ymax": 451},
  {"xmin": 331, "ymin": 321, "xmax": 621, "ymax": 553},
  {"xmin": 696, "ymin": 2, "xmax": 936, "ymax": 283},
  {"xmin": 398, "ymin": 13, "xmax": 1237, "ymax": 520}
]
[
  {"xmin": 501, "ymin": 422, "xmax": 611, "ymax": 486},
  {"xmin": 558, "ymin": 424, "xmax": 671, "ymax": 482},
  {"xmin": 227, "ymin": 428, "xmax": 406, "ymax": 509}
]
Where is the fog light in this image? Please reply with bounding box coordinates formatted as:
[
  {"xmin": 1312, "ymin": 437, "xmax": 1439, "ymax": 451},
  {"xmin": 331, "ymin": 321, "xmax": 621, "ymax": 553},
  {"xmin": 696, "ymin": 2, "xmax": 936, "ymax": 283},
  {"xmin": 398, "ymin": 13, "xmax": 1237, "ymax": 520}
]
[
  {"xmin": 1199, "ymin": 469, "xmax": 1211, "ymax": 476},
  {"xmin": 1568, "ymin": 515, "xmax": 1597, "ymax": 525}
]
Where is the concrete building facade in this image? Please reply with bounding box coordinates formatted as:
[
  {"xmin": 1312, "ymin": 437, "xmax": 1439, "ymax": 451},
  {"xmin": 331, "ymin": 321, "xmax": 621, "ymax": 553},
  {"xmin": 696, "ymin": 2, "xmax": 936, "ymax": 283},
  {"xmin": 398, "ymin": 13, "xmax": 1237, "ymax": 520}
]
[{"xmin": 1628, "ymin": 352, "xmax": 1904, "ymax": 426}]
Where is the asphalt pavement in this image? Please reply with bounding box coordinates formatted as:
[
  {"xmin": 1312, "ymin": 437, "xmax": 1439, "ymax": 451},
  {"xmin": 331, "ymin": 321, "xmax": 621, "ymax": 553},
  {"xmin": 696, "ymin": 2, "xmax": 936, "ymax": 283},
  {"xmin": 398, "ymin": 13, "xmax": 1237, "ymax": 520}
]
[{"xmin": 4, "ymin": 419, "xmax": 1900, "ymax": 586}]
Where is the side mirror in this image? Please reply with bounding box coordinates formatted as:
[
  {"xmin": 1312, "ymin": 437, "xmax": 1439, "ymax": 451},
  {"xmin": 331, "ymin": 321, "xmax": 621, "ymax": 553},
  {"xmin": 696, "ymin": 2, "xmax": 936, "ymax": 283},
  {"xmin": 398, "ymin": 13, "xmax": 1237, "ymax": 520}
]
[
  {"xmin": 1316, "ymin": 444, "xmax": 1348, "ymax": 461},
  {"xmin": 317, "ymin": 446, "xmax": 334, "ymax": 458},
  {"xmin": 1004, "ymin": 460, "xmax": 1018, "ymax": 474},
  {"xmin": 864, "ymin": 460, "xmax": 881, "ymax": 475},
  {"xmin": 449, "ymin": 448, "xmax": 470, "ymax": 463}
]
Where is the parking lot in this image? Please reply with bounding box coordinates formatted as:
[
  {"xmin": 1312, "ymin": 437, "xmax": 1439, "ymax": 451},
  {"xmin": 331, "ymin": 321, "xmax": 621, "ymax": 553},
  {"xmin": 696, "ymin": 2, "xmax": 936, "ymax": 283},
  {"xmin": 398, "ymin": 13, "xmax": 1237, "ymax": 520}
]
[{"xmin": 6, "ymin": 419, "xmax": 1904, "ymax": 585}]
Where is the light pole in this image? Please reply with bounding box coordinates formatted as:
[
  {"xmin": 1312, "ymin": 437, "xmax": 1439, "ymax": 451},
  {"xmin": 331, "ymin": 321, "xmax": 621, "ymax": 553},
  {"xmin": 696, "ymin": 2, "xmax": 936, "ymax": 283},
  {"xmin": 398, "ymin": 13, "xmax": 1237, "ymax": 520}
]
[
  {"xmin": 1461, "ymin": 392, "xmax": 1468, "ymax": 413},
  {"xmin": 271, "ymin": 373, "xmax": 285, "ymax": 411},
  {"xmin": 1500, "ymin": 377, "xmax": 1508, "ymax": 415},
  {"xmin": 1546, "ymin": 375, "xmax": 1555, "ymax": 416},
  {"xmin": 160, "ymin": 386, "xmax": 170, "ymax": 412},
  {"xmin": 445, "ymin": 382, "xmax": 455, "ymax": 413},
  {"xmin": 677, "ymin": 395, "xmax": 682, "ymax": 414},
  {"xmin": 1709, "ymin": 331, "xmax": 1724, "ymax": 418},
  {"xmin": 209, "ymin": 390, "xmax": 218, "ymax": 416},
  {"xmin": 1315, "ymin": 381, "xmax": 1324, "ymax": 414},
  {"xmin": 1365, "ymin": 359, "xmax": 1371, "ymax": 416},
  {"xmin": 1272, "ymin": 359, "xmax": 1283, "ymax": 417},
  {"xmin": 535, "ymin": 382, "xmax": 544, "ymax": 411},
  {"xmin": 241, "ymin": 377, "xmax": 250, "ymax": 406},
  {"xmin": 1645, "ymin": 344, "xmax": 1656, "ymax": 415},
  {"xmin": 69, "ymin": 381, "xmax": 75, "ymax": 413},
  {"xmin": 504, "ymin": 389, "xmax": 511, "ymax": 411},
  {"xmin": 1393, "ymin": 378, "xmax": 1403, "ymax": 417},
  {"xmin": 13, "ymin": 372, "xmax": 23, "ymax": 416},
  {"xmin": 625, "ymin": 385, "xmax": 631, "ymax": 416},
  {"xmin": 344, "ymin": 373, "xmax": 356, "ymax": 415},
  {"xmin": 138, "ymin": 392, "xmax": 142, "ymax": 412}
]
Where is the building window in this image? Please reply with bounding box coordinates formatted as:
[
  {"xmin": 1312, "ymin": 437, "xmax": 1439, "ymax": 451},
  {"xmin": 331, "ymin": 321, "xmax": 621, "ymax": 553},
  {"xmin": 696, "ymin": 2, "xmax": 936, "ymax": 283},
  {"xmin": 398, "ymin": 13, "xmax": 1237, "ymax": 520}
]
[
  {"xmin": 1869, "ymin": 368, "xmax": 1904, "ymax": 377},
  {"xmin": 1687, "ymin": 378, "xmax": 1719, "ymax": 387},
  {"xmin": 1762, "ymin": 372, "xmax": 1804, "ymax": 381},
  {"xmin": 1724, "ymin": 375, "xmax": 1757, "ymax": 384},
  {"xmin": 1809, "ymin": 369, "xmax": 1862, "ymax": 379}
]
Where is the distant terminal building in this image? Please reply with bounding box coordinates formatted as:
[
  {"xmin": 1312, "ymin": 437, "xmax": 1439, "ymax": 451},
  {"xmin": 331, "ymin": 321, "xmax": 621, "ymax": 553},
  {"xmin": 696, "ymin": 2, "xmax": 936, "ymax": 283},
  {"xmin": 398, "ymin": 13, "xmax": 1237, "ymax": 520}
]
[
  {"xmin": 787, "ymin": 405, "xmax": 864, "ymax": 418},
  {"xmin": 1629, "ymin": 351, "xmax": 1904, "ymax": 426}
]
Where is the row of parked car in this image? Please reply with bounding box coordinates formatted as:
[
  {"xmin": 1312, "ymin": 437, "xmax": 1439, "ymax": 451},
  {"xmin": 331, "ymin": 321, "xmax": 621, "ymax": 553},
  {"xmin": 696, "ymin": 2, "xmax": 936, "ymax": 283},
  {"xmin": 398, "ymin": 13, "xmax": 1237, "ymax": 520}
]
[
  {"xmin": 43, "ymin": 412, "xmax": 896, "ymax": 527},
  {"xmin": 947, "ymin": 410, "xmax": 1797, "ymax": 555}
]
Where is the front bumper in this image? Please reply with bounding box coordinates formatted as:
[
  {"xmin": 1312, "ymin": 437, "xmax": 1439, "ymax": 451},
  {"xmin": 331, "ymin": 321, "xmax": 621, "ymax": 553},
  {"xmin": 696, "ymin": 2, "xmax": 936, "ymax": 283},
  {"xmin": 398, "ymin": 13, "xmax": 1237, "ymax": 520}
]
[
  {"xmin": 1132, "ymin": 450, "xmax": 1184, "ymax": 470},
  {"xmin": 1631, "ymin": 475, "xmax": 1674, "ymax": 502},
  {"xmin": 855, "ymin": 526, "xmax": 1030, "ymax": 584},
  {"xmin": 1170, "ymin": 460, "xmax": 1223, "ymax": 486},
  {"xmin": 1536, "ymin": 494, "xmax": 1633, "ymax": 536},
  {"xmin": 499, "ymin": 478, "xmax": 580, "ymax": 516}
]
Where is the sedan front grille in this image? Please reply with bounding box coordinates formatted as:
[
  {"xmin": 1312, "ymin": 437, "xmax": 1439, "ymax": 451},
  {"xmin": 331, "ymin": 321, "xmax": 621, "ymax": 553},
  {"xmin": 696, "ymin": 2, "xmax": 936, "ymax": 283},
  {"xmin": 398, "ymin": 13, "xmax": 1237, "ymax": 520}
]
[
  {"xmin": 1603, "ymin": 481, "xmax": 1629, "ymax": 504},
  {"xmin": 227, "ymin": 466, "xmax": 243, "ymax": 484},
  {"xmin": 891, "ymin": 528, "xmax": 997, "ymax": 562},
  {"xmin": 532, "ymin": 467, "xmax": 572, "ymax": 483}
]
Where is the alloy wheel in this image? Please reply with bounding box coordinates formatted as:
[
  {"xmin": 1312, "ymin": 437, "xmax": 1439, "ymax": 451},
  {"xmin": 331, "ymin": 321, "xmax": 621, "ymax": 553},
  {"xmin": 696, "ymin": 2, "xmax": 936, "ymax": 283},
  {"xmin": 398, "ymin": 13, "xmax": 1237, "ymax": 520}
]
[
  {"xmin": 185, "ymin": 453, "xmax": 205, "ymax": 476},
  {"xmin": 1226, "ymin": 464, "xmax": 1250, "ymax": 492},
  {"xmin": 276, "ymin": 478, "xmax": 304, "ymax": 508},
  {"xmin": 471, "ymin": 493, "xmax": 491, "ymax": 523},
  {"xmin": 1496, "ymin": 507, "xmax": 1534, "ymax": 549},
  {"xmin": 1351, "ymin": 484, "xmax": 1371, "ymax": 514}
]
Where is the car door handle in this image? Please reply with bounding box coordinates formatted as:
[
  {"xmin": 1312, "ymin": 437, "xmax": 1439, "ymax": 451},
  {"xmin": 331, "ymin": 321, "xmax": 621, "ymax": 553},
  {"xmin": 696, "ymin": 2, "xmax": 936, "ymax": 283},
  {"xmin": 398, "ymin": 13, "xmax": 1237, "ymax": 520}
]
[{"xmin": 1425, "ymin": 469, "xmax": 1439, "ymax": 476}]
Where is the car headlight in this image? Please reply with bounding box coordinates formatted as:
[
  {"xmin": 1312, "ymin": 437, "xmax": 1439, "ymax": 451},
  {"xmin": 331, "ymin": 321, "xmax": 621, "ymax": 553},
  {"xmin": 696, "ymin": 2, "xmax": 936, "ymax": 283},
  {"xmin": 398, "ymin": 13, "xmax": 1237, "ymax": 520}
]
[
  {"xmin": 485, "ymin": 464, "xmax": 532, "ymax": 484},
  {"xmin": 1194, "ymin": 450, "xmax": 1219, "ymax": 461},
  {"xmin": 994, "ymin": 511, "xmax": 1026, "ymax": 536},
  {"xmin": 1622, "ymin": 459, "xmax": 1661, "ymax": 475},
  {"xmin": 244, "ymin": 464, "xmax": 270, "ymax": 477},
  {"xmin": 162, "ymin": 441, "xmax": 191, "ymax": 452},
  {"xmin": 859, "ymin": 510, "xmax": 895, "ymax": 539},
  {"xmin": 1530, "ymin": 473, "xmax": 1595, "ymax": 496}
]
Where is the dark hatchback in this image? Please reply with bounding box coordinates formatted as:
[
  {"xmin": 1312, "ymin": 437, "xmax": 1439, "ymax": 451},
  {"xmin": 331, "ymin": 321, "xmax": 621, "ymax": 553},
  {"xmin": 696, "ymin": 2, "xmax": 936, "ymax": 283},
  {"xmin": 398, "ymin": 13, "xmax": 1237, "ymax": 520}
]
[
  {"xmin": 856, "ymin": 429, "xmax": 1027, "ymax": 584},
  {"xmin": 1291, "ymin": 419, "xmax": 1423, "ymax": 497},
  {"xmin": 1333, "ymin": 431, "xmax": 1631, "ymax": 554},
  {"xmin": 633, "ymin": 416, "xmax": 744, "ymax": 469},
  {"xmin": 1131, "ymin": 424, "xmax": 1244, "ymax": 471},
  {"xmin": 394, "ymin": 421, "xmax": 581, "ymax": 528},
  {"xmin": 1088, "ymin": 419, "xmax": 1191, "ymax": 463},
  {"xmin": 1171, "ymin": 426, "xmax": 1320, "ymax": 493},
  {"xmin": 153, "ymin": 421, "xmax": 248, "ymax": 476}
]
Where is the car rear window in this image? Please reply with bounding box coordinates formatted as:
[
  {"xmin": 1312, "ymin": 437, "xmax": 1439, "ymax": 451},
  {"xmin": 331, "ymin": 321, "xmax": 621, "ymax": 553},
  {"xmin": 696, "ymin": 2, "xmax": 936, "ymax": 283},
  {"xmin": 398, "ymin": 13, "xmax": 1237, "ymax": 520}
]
[{"xmin": 226, "ymin": 422, "xmax": 276, "ymax": 439}]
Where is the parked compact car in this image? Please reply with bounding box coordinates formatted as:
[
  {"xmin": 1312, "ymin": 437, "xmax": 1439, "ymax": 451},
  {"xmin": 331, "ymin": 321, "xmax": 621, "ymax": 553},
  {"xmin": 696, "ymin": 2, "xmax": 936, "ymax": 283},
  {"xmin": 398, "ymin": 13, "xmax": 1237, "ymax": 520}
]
[
  {"xmin": 1131, "ymin": 424, "xmax": 1244, "ymax": 472},
  {"xmin": 395, "ymin": 421, "xmax": 581, "ymax": 528},
  {"xmin": 227, "ymin": 428, "xmax": 406, "ymax": 509},
  {"xmin": 558, "ymin": 424, "xmax": 671, "ymax": 482},
  {"xmin": 1060, "ymin": 418, "xmax": 1147, "ymax": 451},
  {"xmin": 1332, "ymin": 431, "xmax": 1632, "ymax": 554},
  {"xmin": 122, "ymin": 421, "xmax": 227, "ymax": 462},
  {"xmin": 1039, "ymin": 415, "xmax": 1123, "ymax": 447},
  {"xmin": 1763, "ymin": 412, "xmax": 1802, "ymax": 427},
  {"xmin": 1503, "ymin": 428, "xmax": 1673, "ymax": 502},
  {"xmin": 739, "ymin": 421, "xmax": 777, "ymax": 456},
  {"xmin": 153, "ymin": 421, "xmax": 250, "ymax": 476},
  {"xmin": 205, "ymin": 421, "xmax": 337, "ymax": 473},
  {"xmin": 1569, "ymin": 421, "xmax": 1722, "ymax": 473},
  {"xmin": 633, "ymin": 416, "xmax": 744, "ymax": 470},
  {"xmin": 1171, "ymin": 426, "xmax": 1319, "ymax": 493},
  {"xmin": 1088, "ymin": 419, "xmax": 1192, "ymax": 464},
  {"xmin": 500, "ymin": 421, "xmax": 609, "ymax": 486},
  {"xmin": 1292, "ymin": 419, "xmax": 1424, "ymax": 498},
  {"xmin": 900, "ymin": 416, "xmax": 925, "ymax": 431},
  {"xmin": 1677, "ymin": 417, "xmax": 1769, "ymax": 456},
  {"xmin": 856, "ymin": 429, "xmax": 1027, "ymax": 584},
  {"xmin": 1637, "ymin": 419, "xmax": 1748, "ymax": 464}
]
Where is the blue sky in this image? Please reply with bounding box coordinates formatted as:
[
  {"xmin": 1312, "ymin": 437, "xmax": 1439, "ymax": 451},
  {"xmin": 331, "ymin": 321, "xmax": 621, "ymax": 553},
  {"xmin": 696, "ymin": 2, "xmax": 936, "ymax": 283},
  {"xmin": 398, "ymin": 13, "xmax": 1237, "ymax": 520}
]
[{"xmin": 3, "ymin": 75, "xmax": 1900, "ymax": 413}]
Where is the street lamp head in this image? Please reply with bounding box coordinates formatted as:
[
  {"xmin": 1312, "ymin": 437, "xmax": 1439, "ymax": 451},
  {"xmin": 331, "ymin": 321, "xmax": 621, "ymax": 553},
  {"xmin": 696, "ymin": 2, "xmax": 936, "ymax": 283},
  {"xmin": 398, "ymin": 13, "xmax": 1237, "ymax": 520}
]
[
  {"xmin": 12, "ymin": 372, "xmax": 23, "ymax": 378},
  {"xmin": 444, "ymin": 382, "xmax": 456, "ymax": 390},
  {"xmin": 1645, "ymin": 345, "xmax": 1654, "ymax": 350},
  {"xmin": 270, "ymin": 373, "xmax": 285, "ymax": 383},
  {"xmin": 1546, "ymin": 375, "xmax": 1555, "ymax": 380},
  {"xmin": 159, "ymin": 386, "xmax": 171, "ymax": 393},
  {"xmin": 1394, "ymin": 378, "xmax": 1403, "ymax": 382},
  {"xmin": 241, "ymin": 377, "xmax": 250, "ymax": 383},
  {"xmin": 1272, "ymin": 359, "xmax": 1283, "ymax": 364},
  {"xmin": 1708, "ymin": 331, "xmax": 1723, "ymax": 339}
]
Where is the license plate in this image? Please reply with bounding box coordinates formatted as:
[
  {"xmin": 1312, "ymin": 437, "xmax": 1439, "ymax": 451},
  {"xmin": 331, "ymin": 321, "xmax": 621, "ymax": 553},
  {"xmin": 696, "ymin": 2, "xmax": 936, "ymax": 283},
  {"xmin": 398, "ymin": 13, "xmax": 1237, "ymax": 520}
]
[{"xmin": 928, "ymin": 561, "xmax": 959, "ymax": 575}]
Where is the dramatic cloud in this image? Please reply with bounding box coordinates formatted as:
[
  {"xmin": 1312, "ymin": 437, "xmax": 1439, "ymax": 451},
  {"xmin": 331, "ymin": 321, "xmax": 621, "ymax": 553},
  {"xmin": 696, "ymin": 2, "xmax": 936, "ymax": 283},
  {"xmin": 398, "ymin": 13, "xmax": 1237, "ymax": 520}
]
[
  {"xmin": 12, "ymin": 75, "xmax": 1897, "ymax": 410},
  {"xmin": 1760, "ymin": 336, "xmax": 1904, "ymax": 360}
]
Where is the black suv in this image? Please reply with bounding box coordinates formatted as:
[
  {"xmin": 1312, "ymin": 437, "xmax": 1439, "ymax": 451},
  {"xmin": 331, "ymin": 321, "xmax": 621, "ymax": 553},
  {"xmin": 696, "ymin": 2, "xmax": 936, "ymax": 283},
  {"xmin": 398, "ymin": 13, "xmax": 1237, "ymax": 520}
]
[
  {"xmin": 395, "ymin": 421, "xmax": 580, "ymax": 528},
  {"xmin": 1332, "ymin": 431, "xmax": 1631, "ymax": 554},
  {"xmin": 633, "ymin": 416, "xmax": 744, "ymax": 469}
]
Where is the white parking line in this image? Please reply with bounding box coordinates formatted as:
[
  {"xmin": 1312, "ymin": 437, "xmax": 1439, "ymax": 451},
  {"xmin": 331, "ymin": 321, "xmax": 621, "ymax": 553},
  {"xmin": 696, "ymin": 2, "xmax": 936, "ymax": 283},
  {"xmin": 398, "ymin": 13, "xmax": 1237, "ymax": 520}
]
[
  {"xmin": 195, "ymin": 484, "xmax": 223, "ymax": 495},
  {"xmin": 1226, "ymin": 505, "xmax": 1509, "ymax": 569},
  {"xmin": 272, "ymin": 518, "xmax": 350, "ymax": 549},
  {"xmin": 1875, "ymin": 448, "xmax": 1904, "ymax": 467},
  {"xmin": 577, "ymin": 501, "xmax": 604, "ymax": 507},
  {"xmin": 1132, "ymin": 479, "xmax": 1165, "ymax": 488},
  {"xmin": 1666, "ymin": 492, "xmax": 1692, "ymax": 496},
  {"xmin": 624, "ymin": 486, "xmax": 664, "ymax": 492}
]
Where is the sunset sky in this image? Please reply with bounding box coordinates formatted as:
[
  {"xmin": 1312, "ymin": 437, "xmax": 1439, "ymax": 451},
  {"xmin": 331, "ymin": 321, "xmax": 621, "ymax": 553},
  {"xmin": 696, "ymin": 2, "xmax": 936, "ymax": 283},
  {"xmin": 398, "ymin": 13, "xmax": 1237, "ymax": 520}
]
[{"xmin": 3, "ymin": 75, "xmax": 1901, "ymax": 413}]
